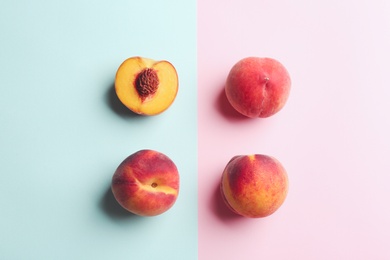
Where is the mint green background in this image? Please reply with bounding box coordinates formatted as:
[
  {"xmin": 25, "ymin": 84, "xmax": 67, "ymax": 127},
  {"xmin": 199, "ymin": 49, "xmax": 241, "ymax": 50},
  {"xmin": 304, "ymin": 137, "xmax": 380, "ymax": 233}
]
[{"xmin": 0, "ymin": 1, "xmax": 197, "ymax": 259}]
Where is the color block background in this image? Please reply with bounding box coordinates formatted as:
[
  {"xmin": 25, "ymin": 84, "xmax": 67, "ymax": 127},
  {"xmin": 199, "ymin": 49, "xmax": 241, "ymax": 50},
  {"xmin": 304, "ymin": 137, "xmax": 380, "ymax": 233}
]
[
  {"xmin": 0, "ymin": 0, "xmax": 197, "ymax": 259},
  {"xmin": 2, "ymin": 0, "xmax": 390, "ymax": 259},
  {"xmin": 198, "ymin": 0, "xmax": 390, "ymax": 259}
]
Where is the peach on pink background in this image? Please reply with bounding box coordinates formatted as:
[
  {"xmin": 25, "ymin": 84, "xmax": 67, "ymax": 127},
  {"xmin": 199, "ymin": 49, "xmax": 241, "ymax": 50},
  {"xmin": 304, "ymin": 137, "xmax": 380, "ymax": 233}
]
[
  {"xmin": 111, "ymin": 149, "xmax": 179, "ymax": 217},
  {"xmin": 225, "ymin": 57, "xmax": 291, "ymax": 118},
  {"xmin": 199, "ymin": 0, "xmax": 390, "ymax": 259},
  {"xmin": 220, "ymin": 154, "xmax": 288, "ymax": 218}
]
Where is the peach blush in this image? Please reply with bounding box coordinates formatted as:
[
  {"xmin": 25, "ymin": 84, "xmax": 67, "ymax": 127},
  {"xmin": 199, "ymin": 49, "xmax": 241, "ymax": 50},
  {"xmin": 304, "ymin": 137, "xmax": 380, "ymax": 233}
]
[
  {"xmin": 225, "ymin": 57, "xmax": 291, "ymax": 118},
  {"xmin": 111, "ymin": 149, "xmax": 179, "ymax": 216},
  {"xmin": 220, "ymin": 154, "xmax": 288, "ymax": 218}
]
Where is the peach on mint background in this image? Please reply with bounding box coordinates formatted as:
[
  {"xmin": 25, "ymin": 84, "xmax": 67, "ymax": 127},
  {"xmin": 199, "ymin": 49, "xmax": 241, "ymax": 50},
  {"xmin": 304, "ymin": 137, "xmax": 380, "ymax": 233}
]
[
  {"xmin": 115, "ymin": 56, "xmax": 179, "ymax": 116},
  {"xmin": 111, "ymin": 149, "xmax": 180, "ymax": 217}
]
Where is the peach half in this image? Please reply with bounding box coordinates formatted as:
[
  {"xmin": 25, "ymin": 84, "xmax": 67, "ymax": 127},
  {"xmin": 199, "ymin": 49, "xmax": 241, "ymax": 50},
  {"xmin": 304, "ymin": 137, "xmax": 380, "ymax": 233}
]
[
  {"xmin": 111, "ymin": 149, "xmax": 179, "ymax": 216},
  {"xmin": 220, "ymin": 154, "xmax": 288, "ymax": 218},
  {"xmin": 115, "ymin": 56, "xmax": 178, "ymax": 115}
]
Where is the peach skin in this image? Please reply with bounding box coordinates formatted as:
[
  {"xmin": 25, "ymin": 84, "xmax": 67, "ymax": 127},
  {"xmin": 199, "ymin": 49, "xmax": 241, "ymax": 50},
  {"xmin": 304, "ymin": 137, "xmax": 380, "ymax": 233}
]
[
  {"xmin": 225, "ymin": 57, "xmax": 291, "ymax": 118},
  {"xmin": 220, "ymin": 154, "xmax": 288, "ymax": 218},
  {"xmin": 111, "ymin": 149, "xmax": 179, "ymax": 217}
]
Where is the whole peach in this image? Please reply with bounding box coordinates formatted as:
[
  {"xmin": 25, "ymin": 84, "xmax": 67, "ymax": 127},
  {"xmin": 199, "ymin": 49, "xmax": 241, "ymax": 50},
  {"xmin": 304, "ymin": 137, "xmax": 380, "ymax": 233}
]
[
  {"xmin": 111, "ymin": 149, "xmax": 179, "ymax": 216},
  {"xmin": 225, "ymin": 57, "xmax": 291, "ymax": 118},
  {"xmin": 220, "ymin": 154, "xmax": 288, "ymax": 218}
]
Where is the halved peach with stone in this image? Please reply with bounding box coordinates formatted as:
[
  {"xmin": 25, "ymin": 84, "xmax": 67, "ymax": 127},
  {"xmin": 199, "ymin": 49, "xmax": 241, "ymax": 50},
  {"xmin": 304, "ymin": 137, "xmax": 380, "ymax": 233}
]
[{"xmin": 115, "ymin": 56, "xmax": 179, "ymax": 115}]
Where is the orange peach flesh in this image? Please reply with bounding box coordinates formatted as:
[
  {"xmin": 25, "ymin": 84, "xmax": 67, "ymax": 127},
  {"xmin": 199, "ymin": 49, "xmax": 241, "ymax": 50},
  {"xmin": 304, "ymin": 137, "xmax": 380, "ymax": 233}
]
[
  {"xmin": 221, "ymin": 154, "xmax": 288, "ymax": 218},
  {"xmin": 111, "ymin": 150, "xmax": 179, "ymax": 216},
  {"xmin": 115, "ymin": 57, "xmax": 178, "ymax": 115}
]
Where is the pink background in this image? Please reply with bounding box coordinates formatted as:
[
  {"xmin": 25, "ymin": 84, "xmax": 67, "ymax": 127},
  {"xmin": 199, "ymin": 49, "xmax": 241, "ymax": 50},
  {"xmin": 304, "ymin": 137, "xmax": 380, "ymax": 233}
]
[{"xmin": 198, "ymin": 0, "xmax": 390, "ymax": 259}]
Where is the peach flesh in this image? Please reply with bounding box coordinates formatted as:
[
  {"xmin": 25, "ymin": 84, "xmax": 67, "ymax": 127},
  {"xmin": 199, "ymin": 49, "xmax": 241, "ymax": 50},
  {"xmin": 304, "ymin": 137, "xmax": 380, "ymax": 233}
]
[
  {"xmin": 225, "ymin": 57, "xmax": 291, "ymax": 118},
  {"xmin": 115, "ymin": 56, "xmax": 179, "ymax": 115}
]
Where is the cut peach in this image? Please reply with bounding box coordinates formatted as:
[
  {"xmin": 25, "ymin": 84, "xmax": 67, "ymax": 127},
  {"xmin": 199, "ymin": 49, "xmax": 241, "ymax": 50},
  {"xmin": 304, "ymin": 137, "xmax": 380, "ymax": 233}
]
[{"xmin": 115, "ymin": 56, "xmax": 179, "ymax": 115}]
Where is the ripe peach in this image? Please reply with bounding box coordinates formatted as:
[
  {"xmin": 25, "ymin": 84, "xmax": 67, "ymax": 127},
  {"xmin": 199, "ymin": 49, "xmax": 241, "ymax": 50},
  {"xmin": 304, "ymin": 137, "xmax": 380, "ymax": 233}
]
[
  {"xmin": 115, "ymin": 56, "xmax": 179, "ymax": 115},
  {"xmin": 220, "ymin": 154, "xmax": 288, "ymax": 218},
  {"xmin": 111, "ymin": 149, "xmax": 179, "ymax": 216},
  {"xmin": 225, "ymin": 57, "xmax": 291, "ymax": 118}
]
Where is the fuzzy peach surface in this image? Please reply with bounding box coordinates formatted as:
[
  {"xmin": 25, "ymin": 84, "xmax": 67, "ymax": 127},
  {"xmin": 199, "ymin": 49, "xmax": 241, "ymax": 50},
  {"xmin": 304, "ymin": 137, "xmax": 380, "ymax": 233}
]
[
  {"xmin": 221, "ymin": 154, "xmax": 288, "ymax": 218},
  {"xmin": 111, "ymin": 150, "xmax": 179, "ymax": 216},
  {"xmin": 225, "ymin": 57, "xmax": 291, "ymax": 118}
]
